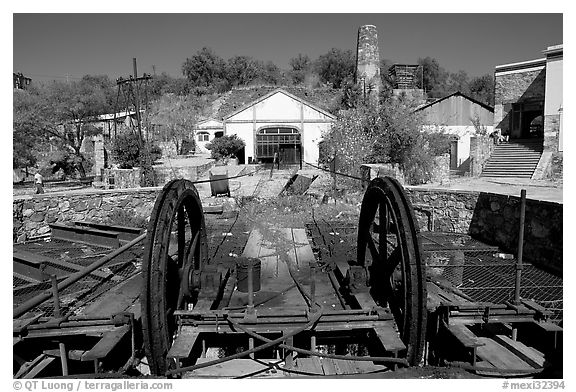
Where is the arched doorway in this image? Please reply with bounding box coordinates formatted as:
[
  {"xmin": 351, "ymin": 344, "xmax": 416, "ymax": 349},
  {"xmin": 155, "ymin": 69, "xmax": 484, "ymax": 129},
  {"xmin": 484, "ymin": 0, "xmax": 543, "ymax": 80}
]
[{"xmin": 256, "ymin": 127, "xmax": 302, "ymax": 164}]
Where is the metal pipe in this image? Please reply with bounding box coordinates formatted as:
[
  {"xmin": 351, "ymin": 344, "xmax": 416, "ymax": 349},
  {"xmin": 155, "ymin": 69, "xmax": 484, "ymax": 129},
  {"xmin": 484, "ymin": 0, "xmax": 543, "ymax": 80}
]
[
  {"xmin": 14, "ymin": 233, "xmax": 146, "ymax": 318},
  {"xmin": 514, "ymin": 189, "xmax": 526, "ymax": 304}
]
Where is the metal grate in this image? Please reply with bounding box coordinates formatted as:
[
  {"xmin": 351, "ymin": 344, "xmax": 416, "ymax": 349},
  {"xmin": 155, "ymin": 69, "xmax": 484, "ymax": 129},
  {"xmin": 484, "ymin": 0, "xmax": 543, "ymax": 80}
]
[{"xmin": 307, "ymin": 224, "xmax": 563, "ymax": 323}]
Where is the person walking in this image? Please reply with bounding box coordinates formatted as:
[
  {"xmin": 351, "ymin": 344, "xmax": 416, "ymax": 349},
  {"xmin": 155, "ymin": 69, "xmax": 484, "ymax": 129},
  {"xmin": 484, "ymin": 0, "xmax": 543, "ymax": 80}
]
[{"xmin": 34, "ymin": 171, "xmax": 44, "ymax": 194}]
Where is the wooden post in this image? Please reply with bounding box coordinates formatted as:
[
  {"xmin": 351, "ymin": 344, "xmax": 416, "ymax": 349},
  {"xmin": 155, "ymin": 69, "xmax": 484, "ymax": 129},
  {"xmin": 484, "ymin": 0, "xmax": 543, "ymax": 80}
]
[{"xmin": 514, "ymin": 189, "xmax": 526, "ymax": 304}]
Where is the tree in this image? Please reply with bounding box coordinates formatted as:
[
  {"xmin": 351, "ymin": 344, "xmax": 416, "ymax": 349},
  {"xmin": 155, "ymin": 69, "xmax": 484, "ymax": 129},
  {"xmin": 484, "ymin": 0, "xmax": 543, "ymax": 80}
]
[
  {"xmin": 206, "ymin": 135, "xmax": 245, "ymax": 161},
  {"xmin": 323, "ymin": 97, "xmax": 451, "ymax": 185},
  {"xmin": 418, "ymin": 56, "xmax": 449, "ymax": 98},
  {"xmin": 315, "ymin": 48, "xmax": 355, "ymax": 88},
  {"xmin": 289, "ymin": 54, "xmax": 313, "ymax": 85},
  {"xmin": 13, "ymin": 76, "xmax": 113, "ymax": 177},
  {"xmin": 13, "ymin": 89, "xmax": 47, "ymax": 169},
  {"xmin": 226, "ymin": 56, "xmax": 263, "ymax": 87},
  {"xmin": 182, "ymin": 47, "xmax": 228, "ymax": 92},
  {"xmin": 445, "ymin": 70, "xmax": 471, "ymax": 96},
  {"xmin": 469, "ymin": 74, "xmax": 495, "ymax": 106},
  {"xmin": 149, "ymin": 94, "xmax": 206, "ymax": 155}
]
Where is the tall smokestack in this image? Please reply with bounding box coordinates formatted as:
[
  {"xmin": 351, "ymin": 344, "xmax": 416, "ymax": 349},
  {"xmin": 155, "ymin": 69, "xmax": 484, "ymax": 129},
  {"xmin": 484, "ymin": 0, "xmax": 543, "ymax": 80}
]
[{"xmin": 355, "ymin": 25, "xmax": 381, "ymax": 101}]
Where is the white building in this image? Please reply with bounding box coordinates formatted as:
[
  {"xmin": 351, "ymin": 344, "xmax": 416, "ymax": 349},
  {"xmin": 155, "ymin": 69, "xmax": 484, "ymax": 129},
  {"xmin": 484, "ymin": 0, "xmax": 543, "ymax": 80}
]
[
  {"xmin": 221, "ymin": 88, "xmax": 335, "ymax": 165},
  {"xmin": 193, "ymin": 119, "xmax": 224, "ymax": 153},
  {"xmin": 415, "ymin": 91, "xmax": 494, "ymax": 172}
]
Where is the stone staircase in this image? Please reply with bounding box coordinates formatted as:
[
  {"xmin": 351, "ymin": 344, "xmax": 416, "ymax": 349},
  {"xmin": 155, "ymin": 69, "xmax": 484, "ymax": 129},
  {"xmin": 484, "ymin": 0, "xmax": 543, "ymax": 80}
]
[{"xmin": 481, "ymin": 139, "xmax": 544, "ymax": 178}]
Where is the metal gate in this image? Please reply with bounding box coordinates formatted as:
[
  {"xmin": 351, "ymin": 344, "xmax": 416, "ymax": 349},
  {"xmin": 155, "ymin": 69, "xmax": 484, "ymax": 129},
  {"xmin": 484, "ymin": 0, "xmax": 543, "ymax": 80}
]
[{"xmin": 256, "ymin": 127, "xmax": 301, "ymax": 164}]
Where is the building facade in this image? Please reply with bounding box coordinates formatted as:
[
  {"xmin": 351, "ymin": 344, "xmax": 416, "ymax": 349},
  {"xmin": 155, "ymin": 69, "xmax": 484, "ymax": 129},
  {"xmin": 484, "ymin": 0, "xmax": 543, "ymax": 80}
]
[
  {"xmin": 193, "ymin": 119, "xmax": 224, "ymax": 154},
  {"xmin": 416, "ymin": 91, "xmax": 494, "ymax": 171},
  {"xmin": 493, "ymin": 44, "xmax": 563, "ymax": 153},
  {"xmin": 222, "ymin": 89, "xmax": 335, "ymax": 165}
]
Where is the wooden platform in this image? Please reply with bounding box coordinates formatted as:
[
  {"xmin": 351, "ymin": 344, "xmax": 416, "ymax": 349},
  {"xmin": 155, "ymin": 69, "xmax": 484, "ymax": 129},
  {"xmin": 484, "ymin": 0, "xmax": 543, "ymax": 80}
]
[
  {"xmin": 184, "ymin": 357, "xmax": 387, "ymax": 378},
  {"xmin": 226, "ymin": 228, "xmax": 343, "ymax": 310}
]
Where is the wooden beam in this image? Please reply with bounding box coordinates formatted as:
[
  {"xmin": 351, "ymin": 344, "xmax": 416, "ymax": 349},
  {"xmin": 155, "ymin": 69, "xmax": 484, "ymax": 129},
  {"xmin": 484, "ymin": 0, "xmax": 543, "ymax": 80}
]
[
  {"xmin": 82, "ymin": 325, "xmax": 130, "ymax": 361},
  {"xmin": 491, "ymin": 335, "xmax": 545, "ymax": 368},
  {"xmin": 476, "ymin": 337, "xmax": 534, "ymax": 371},
  {"xmin": 167, "ymin": 326, "xmax": 200, "ymax": 360},
  {"xmin": 374, "ymin": 324, "xmax": 406, "ymax": 353}
]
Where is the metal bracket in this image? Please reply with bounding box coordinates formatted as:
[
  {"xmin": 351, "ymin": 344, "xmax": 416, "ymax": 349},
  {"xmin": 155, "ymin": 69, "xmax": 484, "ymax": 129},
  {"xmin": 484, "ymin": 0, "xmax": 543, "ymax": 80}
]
[{"xmin": 346, "ymin": 265, "xmax": 369, "ymax": 294}]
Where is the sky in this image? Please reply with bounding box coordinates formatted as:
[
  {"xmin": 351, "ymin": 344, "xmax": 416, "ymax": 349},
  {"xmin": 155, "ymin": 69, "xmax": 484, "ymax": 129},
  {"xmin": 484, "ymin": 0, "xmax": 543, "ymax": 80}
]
[{"xmin": 13, "ymin": 13, "xmax": 563, "ymax": 83}]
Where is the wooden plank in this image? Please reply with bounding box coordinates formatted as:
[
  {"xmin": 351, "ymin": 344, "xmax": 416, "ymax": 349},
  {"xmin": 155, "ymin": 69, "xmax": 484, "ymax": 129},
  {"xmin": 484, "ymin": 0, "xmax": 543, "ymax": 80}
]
[
  {"xmin": 25, "ymin": 325, "xmax": 116, "ymax": 339},
  {"xmin": 332, "ymin": 358, "xmax": 355, "ymax": 375},
  {"xmin": 348, "ymin": 360, "xmax": 386, "ymax": 374},
  {"xmin": 476, "ymin": 337, "xmax": 534, "ymax": 371},
  {"xmin": 533, "ymin": 321, "xmax": 563, "ymax": 332},
  {"xmin": 447, "ymin": 324, "xmax": 485, "ymax": 348},
  {"xmin": 81, "ymin": 273, "xmax": 141, "ymax": 318},
  {"xmin": 50, "ymin": 223, "xmax": 121, "ymax": 249},
  {"xmin": 492, "ymin": 335, "xmax": 545, "ymax": 368},
  {"xmin": 167, "ymin": 326, "xmax": 200, "ymax": 360},
  {"xmin": 374, "ymin": 325, "xmax": 406, "ymax": 352},
  {"xmin": 296, "ymin": 357, "xmax": 324, "ymax": 375},
  {"xmin": 241, "ymin": 230, "xmax": 264, "ymax": 258},
  {"xmin": 82, "ymin": 325, "xmax": 130, "ymax": 361},
  {"xmin": 13, "ymin": 313, "xmax": 44, "ymax": 334},
  {"xmin": 184, "ymin": 358, "xmax": 285, "ymax": 378},
  {"xmin": 321, "ymin": 358, "xmax": 338, "ymax": 375},
  {"xmin": 73, "ymin": 221, "xmax": 143, "ymax": 241},
  {"xmin": 22, "ymin": 356, "xmax": 56, "ymax": 379}
]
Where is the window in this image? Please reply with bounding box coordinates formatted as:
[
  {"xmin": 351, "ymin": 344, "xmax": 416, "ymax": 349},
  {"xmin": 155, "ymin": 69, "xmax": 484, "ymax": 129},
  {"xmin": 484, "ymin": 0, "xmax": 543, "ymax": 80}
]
[{"xmin": 197, "ymin": 132, "xmax": 210, "ymax": 142}]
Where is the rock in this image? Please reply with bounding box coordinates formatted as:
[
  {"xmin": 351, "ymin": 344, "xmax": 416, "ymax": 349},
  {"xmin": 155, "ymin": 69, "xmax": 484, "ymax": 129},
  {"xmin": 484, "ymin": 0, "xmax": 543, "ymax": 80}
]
[
  {"xmin": 87, "ymin": 197, "xmax": 102, "ymax": 209},
  {"xmin": 17, "ymin": 233, "xmax": 27, "ymax": 243},
  {"xmin": 49, "ymin": 199, "xmax": 59, "ymax": 208},
  {"xmin": 59, "ymin": 200, "xmax": 70, "ymax": 211},
  {"xmin": 30, "ymin": 212, "xmax": 45, "ymax": 222},
  {"xmin": 75, "ymin": 201, "xmax": 88, "ymax": 212},
  {"xmin": 37, "ymin": 225, "xmax": 51, "ymax": 235},
  {"xmin": 23, "ymin": 209, "xmax": 34, "ymax": 218}
]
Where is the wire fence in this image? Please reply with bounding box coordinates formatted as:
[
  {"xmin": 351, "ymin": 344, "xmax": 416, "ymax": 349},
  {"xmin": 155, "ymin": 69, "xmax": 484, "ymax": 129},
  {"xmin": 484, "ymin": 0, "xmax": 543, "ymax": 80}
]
[
  {"xmin": 13, "ymin": 238, "xmax": 145, "ymax": 318},
  {"xmin": 306, "ymin": 222, "xmax": 563, "ymax": 323}
]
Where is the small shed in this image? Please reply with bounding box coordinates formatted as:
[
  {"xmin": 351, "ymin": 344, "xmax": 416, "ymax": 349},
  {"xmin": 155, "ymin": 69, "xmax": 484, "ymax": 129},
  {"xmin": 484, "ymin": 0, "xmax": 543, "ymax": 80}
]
[{"xmin": 415, "ymin": 91, "xmax": 494, "ymax": 171}]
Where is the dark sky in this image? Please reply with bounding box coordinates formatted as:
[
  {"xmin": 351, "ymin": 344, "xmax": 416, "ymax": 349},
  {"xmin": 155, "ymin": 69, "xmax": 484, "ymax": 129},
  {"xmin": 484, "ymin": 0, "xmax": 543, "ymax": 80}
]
[{"xmin": 13, "ymin": 13, "xmax": 563, "ymax": 82}]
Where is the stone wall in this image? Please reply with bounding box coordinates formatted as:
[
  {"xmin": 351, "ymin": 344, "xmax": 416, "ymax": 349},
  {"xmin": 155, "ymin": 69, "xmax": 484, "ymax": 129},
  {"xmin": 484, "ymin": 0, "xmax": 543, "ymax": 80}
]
[
  {"xmin": 13, "ymin": 188, "xmax": 161, "ymax": 242},
  {"xmin": 154, "ymin": 161, "xmax": 214, "ymax": 185},
  {"xmin": 495, "ymin": 69, "xmax": 546, "ymax": 104},
  {"xmin": 102, "ymin": 168, "xmax": 142, "ymax": 189},
  {"xmin": 494, "ymin": 68, "xmax": 546, "ymax": 134},
  {"xmin": 407, "ymin": 188, "xmax": 562, "ymax": 274},
  {"xmin": 469, "ymin": 135, "xmax": 494, "ymax": 176},
  {"xmin": 544, "ymin": 113, "xmax": 560, "ymax": 152}
]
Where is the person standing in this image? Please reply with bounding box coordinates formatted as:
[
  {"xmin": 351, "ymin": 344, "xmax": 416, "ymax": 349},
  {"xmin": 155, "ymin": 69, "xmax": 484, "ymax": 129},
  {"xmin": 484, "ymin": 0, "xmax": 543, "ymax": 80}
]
[{"xmin": 34, "ymin": 171, "xmax": 44, "ymax": 194}]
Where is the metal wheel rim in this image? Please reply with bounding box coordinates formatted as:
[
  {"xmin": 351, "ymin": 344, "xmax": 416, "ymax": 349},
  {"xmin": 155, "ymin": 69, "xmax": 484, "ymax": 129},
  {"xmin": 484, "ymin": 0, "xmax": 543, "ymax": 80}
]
[
  {"xmin": 357, "ymin": 177, "xmax": 427, "ymax": 366},
  {"xmin": 141, "ymin": 179, "xmax": 208, "ymax": 376}
]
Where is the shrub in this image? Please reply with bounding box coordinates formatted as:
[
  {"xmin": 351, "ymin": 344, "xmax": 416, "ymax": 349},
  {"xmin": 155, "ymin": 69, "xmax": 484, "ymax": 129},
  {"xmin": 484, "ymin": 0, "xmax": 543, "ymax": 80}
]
[
  {"xmin": 206, "ymin": 135, "xmax": 245, "ymax": 160},
  {"xmin": 323, "ymin": 97, "xmax": 452, "ymax": 185},
  {"xmin": 111, "ymin": 132, "xmax": 141, "ymax": 169}
]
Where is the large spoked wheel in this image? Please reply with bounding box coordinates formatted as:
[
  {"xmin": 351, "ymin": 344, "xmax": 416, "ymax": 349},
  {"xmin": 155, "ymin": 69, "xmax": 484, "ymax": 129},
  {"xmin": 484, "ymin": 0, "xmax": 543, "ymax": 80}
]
[
  {"xmin": 357, "ymin": 177, "xmax": 426, "ymax": 366},
  {"xmin": 141, "ymin": 180, "xmax": 208, "ymax": 376}
]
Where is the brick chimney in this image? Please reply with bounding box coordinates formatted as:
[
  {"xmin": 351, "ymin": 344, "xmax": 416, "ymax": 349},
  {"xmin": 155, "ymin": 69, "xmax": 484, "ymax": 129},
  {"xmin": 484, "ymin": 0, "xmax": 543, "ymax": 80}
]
[{"xmin": 355, "ymin": 25, "xmax": 381, "ymax": 101}]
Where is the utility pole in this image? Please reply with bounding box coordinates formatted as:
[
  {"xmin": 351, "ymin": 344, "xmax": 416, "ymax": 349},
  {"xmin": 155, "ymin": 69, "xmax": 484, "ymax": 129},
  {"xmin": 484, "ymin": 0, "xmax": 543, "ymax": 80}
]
[{"xmin": 114, "ymin": 58, "xmax": 154, "ymax": 186}]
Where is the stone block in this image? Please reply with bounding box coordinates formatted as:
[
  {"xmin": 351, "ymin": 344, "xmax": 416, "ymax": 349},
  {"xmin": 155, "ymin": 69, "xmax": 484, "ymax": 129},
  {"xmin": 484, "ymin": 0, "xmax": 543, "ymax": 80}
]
[{"xmin": 30, "ymin": 212, "xmax": 45, "ymax": 222}]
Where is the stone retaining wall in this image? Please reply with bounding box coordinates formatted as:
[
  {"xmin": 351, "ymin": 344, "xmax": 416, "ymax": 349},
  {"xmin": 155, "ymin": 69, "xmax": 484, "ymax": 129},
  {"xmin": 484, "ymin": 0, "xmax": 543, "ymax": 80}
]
[
  {"xmin": 13, "ymin": 185, "xmax": 562, "ymax": 274},
  {"xmin": 469, "ymin": 135, "xmax": 494, "ymax": 176},
  {"xmin": 13, "ymin": 188, "xmax": 161, "ymax": 242},
  {"xmin": 407, "ymin": 188, "xmax": 562, "ymax": 274}
]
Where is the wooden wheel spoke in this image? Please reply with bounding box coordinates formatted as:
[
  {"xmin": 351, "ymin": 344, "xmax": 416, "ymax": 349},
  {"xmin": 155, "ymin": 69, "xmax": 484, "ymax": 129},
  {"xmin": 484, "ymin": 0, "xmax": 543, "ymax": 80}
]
[
  {"xmin": 366, "ymin": 234, "xmax": 382, "ymax": 264},
  {"xmin": 177, "ymin": 206, "xmax": 186, "ymax": 265}
]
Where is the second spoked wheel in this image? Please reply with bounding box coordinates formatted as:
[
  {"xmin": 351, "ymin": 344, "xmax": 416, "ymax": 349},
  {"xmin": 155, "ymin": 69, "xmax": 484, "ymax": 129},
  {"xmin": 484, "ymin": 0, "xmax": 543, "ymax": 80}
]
[
  {"xmin": 357, "ymin": 177, "xmax": 427, "ymax": 366},
  {"xmin": 141, "ymin": 179, "xmax": 209, "ymax": 376}
]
